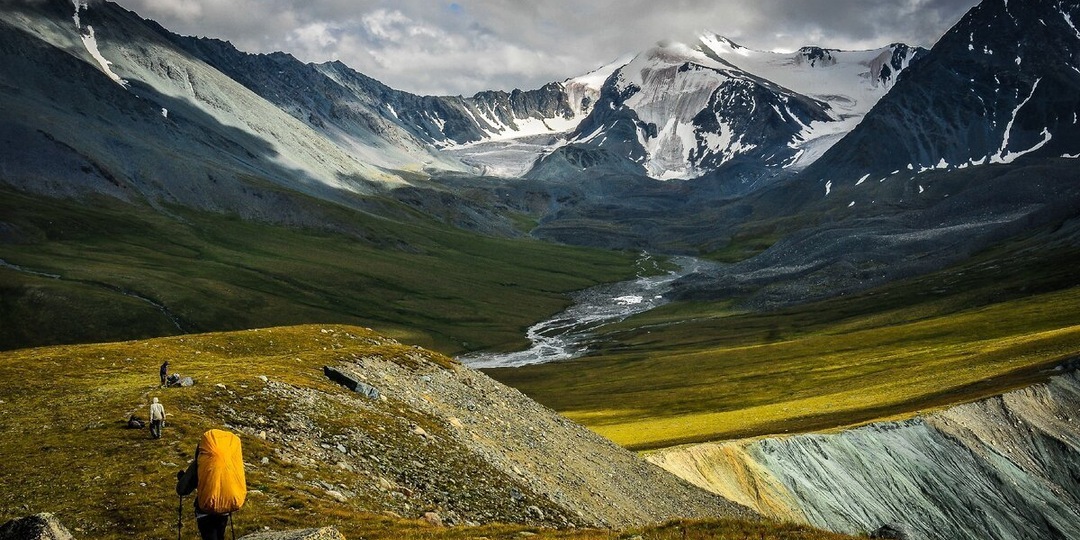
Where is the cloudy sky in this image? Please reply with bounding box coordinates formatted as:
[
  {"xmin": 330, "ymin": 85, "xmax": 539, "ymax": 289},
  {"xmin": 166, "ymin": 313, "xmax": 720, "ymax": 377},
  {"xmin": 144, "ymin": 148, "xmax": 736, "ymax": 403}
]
[{"xmin": 116, "ymin": 0, "xmax": 980, "ymax": 96}]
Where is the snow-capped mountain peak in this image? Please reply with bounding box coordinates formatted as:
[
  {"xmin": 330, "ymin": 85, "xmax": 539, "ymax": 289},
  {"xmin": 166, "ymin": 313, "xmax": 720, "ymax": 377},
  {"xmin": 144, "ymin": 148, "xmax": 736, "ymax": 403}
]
[
  {"xmin": 563, "ymin": 53, "xmax": 636, "ymax": 108},
  {"xmin": 538, "ymin": 33, "xmax": 925, "ymax": 181}
]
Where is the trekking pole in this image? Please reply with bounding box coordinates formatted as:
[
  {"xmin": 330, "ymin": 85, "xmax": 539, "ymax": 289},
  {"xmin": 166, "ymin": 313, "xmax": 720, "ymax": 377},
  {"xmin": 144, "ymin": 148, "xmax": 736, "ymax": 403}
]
[
  {"xmin": 177, "ymin": 495, "xmax": 183, "ymax": 540},
  {"xmin": 229, "ymin": 512, "xmax": 236, "ymax": 540}
]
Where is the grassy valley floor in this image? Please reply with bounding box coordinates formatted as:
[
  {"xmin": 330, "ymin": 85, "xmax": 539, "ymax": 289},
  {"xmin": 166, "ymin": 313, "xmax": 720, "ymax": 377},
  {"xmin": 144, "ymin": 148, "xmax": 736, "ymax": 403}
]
[{"xmin": 488, "ymin": 235, "xmax": 1080, "ymax": 449}]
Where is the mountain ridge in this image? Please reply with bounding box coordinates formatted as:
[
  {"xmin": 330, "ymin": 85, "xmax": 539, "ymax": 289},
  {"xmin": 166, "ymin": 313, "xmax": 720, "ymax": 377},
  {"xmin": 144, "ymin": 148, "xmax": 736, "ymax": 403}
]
[
  {"xmin": 803, "ymin": 0, "xmax": 1080, "ymax": 186},
  {"xmin": 526, "ymin": 34, "xmax": 925, "ymax": 184}
]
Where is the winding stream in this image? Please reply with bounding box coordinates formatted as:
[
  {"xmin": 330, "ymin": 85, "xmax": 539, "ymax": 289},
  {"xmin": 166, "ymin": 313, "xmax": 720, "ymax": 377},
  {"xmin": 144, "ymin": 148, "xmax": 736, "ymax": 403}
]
[
  {"xmin": 0, "ymin": 257, "xmax": 187, "ymax": 332},
  {"xmin": 459, "ymin": 254, "xmax": 719, "ymax": 369}
]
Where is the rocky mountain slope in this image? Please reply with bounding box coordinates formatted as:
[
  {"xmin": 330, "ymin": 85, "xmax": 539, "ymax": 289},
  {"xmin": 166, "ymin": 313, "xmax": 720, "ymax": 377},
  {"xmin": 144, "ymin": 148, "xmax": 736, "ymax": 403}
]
[
  {"xmin": 803, "ymin": 0, "xmax": 1080, "ymax": 188},
  {"xmin": 641, "ymin": 0, "xmax": 1080, "ymax": 306},
  {"xmin": 646, "ymin": 365, "xmax": 1080, "ymax": 540},
  {"xmin": 0, "ymin": 0, "xmax": 404, "ymax": 216}
]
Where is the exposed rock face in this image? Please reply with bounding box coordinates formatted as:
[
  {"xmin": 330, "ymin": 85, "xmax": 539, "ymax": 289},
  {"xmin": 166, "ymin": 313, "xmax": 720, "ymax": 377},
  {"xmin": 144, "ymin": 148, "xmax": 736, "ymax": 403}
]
[
  {"xmin": 225, "ymin": 327, "xmax": 750, "ymax": 529},
  {"xmin": 165, "ymin": 36, "xmax": 586, "ymax": 150},
  {"xmin": 0, "ymin": 513, "xmax": 74, "ymax": 540},
  {"xmin": 647, "ymin": 369, "xmax": 1080, "ymax": 540}
]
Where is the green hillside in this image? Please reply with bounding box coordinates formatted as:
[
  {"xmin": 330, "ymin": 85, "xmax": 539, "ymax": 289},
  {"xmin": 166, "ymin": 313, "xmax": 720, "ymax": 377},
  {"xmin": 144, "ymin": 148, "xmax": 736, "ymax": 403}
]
[{"xmin": 0, "ymin": 188, "xmax": 639, "ymax": 354}]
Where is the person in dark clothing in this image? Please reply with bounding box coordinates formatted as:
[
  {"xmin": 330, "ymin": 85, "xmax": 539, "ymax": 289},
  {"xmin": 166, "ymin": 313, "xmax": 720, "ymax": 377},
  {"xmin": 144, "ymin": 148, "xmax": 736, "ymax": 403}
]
[
  {"xmin": 176, "ymin": 447, "xmax": 229, "ymax": 540},
  {"xmin": 160, "ymin": 361, "xmax": 169, "ymax": 387}
]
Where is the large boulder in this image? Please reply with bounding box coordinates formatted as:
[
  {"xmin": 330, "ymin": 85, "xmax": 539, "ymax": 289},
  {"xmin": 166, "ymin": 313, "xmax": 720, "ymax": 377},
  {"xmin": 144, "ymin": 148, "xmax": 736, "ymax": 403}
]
[
  {"xmin": 0, "ymin": 513, "xmax": 74, "ymax": 540},
  {"xmin": 239, "ymin": 527, "xmax": 345, "ymax": 540},
  {"xmin": 323, "ymin": 366, "xmax": 380, "ymax": 400}
]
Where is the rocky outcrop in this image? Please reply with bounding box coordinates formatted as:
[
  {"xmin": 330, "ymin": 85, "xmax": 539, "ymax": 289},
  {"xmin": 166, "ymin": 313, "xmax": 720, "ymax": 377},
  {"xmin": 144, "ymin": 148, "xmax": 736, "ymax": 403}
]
[
  {"xmin": 239, "ymin": 527, "xmax": 345, "ymax": 540},
  {"xmin": 0, "ymin": 513, "xmax": 74, "ymax": 540},
  {"xmin": 323, "ymin": 365, "xmax": 381, "ymax": 399},
  {"xmin": 647, "ymin": 369, "xmax": 1080, "ymax": 540}
]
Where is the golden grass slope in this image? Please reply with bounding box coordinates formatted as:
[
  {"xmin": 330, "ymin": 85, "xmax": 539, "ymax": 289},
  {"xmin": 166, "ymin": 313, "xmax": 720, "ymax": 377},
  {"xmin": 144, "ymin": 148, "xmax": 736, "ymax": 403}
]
[
  {"xmin": 490, "ymin": 283, "xmax": 1080, "ymax": 450},
  {"xmin": 0, "ymin": 324, "xmax": 856, "ymax": 540}
]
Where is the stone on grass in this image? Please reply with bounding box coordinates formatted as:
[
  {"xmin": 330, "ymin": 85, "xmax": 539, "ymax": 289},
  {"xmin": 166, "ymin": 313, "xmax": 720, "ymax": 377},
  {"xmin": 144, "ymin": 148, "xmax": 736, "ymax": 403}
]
[{"xmin": 0, "ymin": 513, "xmax": 75, "ymax": 540}]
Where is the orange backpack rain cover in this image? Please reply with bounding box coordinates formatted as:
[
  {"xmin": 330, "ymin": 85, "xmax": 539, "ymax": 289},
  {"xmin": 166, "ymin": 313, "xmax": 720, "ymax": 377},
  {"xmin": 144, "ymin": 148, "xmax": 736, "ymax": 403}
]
[{"xmin": 197, "ymin": 429, "xmax": 246, "ymax": 514}]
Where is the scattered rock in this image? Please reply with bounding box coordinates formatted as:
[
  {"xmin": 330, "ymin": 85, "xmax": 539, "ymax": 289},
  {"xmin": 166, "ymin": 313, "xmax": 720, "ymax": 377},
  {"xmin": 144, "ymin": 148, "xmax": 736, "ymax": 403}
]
[
  {"xmin": 0, "ymin": 513, "xmax": 74, "ymax": 540},
  {"xmin": 526, "ymin": 506, "xmax": 544, "ymax": 521},
  {"xmin": 179, "ymin": 377, "xmax": 194, "ymax": 387},
  {"xmin": 871, "ymin": 524, "xmax": 911, "ymax": 539},
  {"xmin": 421, "ymin": 512, "xmax": 443, "ymax": 527},
  {"xmin": 326, "ymin": 490, "xmax": 348, "ymax": 503},
  {"xmin": 238, "ymin": 526, "xmax": 345, "ymax": 540}
]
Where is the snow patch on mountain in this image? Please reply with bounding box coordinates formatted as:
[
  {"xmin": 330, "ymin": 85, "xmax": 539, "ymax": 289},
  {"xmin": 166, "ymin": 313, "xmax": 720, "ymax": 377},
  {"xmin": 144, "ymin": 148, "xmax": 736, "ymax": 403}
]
[
  {"xmin": 71, "ymin": 0, "xmax": 84, "ymax": 28},
  {"xmin": 991, "ymin": 78, "xmax": 1044, "ymax": 164},
  {"xmin": 564, "ymin": 54, "xmax": 635, "ymax": 113},
  {"xmin": 1065, "ymin": 10, "xmax": 1080, "ymax": 39},
  {"xmin": 612, "ymin": 42, "xmax": 734, "ymax": 178},
  {"xmin": 464, "ymin": 56, "xmax": 630, "ymax": 146},
  {"xmin": 72, "ymin": 1, "xmax": 128, "ymax": 89}
]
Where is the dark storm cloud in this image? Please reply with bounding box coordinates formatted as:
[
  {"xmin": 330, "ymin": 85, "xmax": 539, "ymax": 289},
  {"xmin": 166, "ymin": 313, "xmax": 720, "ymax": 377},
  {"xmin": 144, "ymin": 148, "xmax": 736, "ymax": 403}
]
[{"xmin": 115, "ymin": 0, "xmax": 980, "ymax": 96}]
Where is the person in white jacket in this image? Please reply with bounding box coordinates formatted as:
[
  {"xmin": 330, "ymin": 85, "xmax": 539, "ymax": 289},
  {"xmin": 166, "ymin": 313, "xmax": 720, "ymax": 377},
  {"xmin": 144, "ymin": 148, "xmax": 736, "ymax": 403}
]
[{"xmin": 149, "ymin": 397, "xmax": 166, "ymax": 439}]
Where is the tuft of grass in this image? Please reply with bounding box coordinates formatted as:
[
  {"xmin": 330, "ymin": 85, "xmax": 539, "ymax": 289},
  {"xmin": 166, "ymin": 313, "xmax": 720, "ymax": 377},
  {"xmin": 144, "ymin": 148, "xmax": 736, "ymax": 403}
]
[{"xmin": 488, "ymin": 237, "xmax": 1080, "ymax": 449}]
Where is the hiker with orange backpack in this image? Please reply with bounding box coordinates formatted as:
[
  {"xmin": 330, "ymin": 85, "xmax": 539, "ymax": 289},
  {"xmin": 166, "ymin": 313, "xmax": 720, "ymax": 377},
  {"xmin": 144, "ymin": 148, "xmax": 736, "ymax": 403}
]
[{"xmin": 176, "ymin": 429, "xmax": 247, "ymax": 540}]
